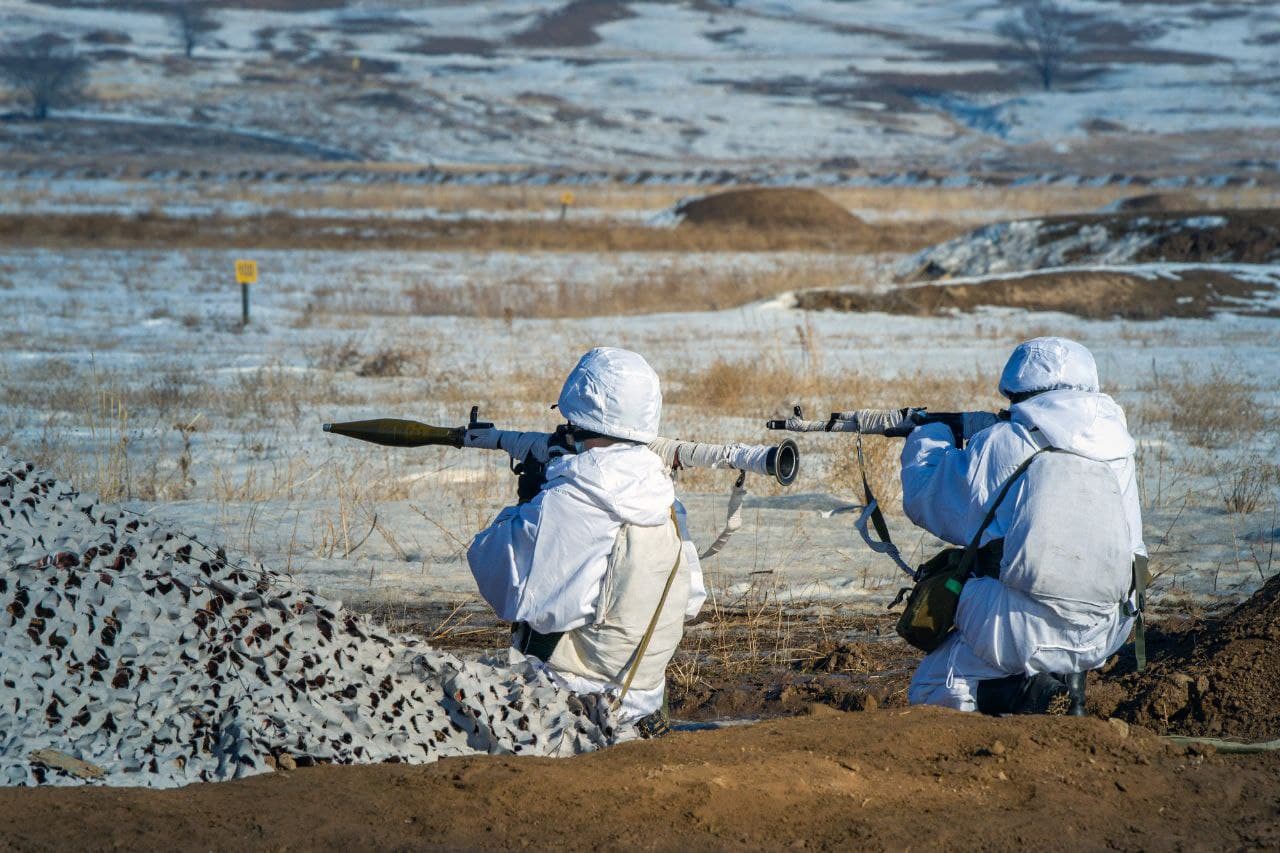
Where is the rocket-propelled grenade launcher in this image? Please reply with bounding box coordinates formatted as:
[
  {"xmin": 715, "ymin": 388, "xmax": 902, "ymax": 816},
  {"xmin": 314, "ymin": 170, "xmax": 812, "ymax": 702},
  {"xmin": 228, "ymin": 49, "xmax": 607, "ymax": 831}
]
[
  {"xmin": 324, "ymin": 407, "xmax": 800, "ymax": 486},
  {"xmin": 764, "ymin": 405, "xmax": 1002, "ymax": 577},
  {"xmin": 766, "ymin": 406, "xmax": 1000, "ymax": 446}
]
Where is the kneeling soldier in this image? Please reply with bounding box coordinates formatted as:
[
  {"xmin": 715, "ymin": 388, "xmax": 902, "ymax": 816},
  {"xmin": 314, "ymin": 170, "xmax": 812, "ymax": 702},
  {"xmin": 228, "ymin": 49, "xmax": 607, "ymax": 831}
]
[
  {"xmin": 467, "ymin": 347, "xmax": 705, "ymax": 735},
  {"xmin": 901, "ymin": 337, "xmax": 1147, "ymax": 714}
]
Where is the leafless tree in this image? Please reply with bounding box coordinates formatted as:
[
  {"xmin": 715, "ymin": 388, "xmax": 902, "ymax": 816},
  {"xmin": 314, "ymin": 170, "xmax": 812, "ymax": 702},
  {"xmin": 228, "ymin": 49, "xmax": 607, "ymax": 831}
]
[
  {"xmin": 167, "ymin": 1, "xmax": 218, "ymax": 58},
  {"xmin": 996, "ymin": 0, "xmax": 1074, "ymax": 91},
  {"xmin": 0, "ymin": 36, "xmax": 89, "ymax": 120}
]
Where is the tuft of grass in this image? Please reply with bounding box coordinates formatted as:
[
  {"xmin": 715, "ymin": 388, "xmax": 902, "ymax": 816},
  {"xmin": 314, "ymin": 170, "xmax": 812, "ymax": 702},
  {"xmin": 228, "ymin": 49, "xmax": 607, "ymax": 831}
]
[{"xmin": 1218, "ymin": 457, "xmax": 1279, "ymax": 515}]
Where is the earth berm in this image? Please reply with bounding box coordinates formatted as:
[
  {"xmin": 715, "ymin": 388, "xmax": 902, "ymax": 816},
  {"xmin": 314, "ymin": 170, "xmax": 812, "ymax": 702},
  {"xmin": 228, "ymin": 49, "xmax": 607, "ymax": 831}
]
[{"xmin": 1, "ymin": 705, "xmax": 1276, "ymax": 850}]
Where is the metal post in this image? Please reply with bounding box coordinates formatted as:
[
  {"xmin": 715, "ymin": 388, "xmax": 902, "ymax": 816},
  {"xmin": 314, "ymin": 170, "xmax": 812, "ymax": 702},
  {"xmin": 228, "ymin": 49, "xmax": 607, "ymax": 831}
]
[{"xmin": 241, "ymin": 282, "xmax": 249, "ymax": 326}]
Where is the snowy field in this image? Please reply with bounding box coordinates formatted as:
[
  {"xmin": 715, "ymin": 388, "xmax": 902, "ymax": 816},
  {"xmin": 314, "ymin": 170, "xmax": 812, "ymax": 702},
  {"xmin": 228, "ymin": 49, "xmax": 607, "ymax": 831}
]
[
  {"xmin": 3, "ymin": 0, "xmax": 1280, "ymax": 177},
  {"xmin": 1, "ymin": 185, "xmax": 1277, "ymax": 624}
]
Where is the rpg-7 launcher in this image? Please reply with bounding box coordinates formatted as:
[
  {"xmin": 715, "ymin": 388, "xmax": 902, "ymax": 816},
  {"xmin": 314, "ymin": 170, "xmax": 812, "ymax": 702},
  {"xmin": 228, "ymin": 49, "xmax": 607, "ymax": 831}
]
[
  {"xmin": 324, "ymin": 407, "xmax": 800, "ymax": 486},
  {"xmin": 764, "ymin": 405, "xmax": 1000, "ymax": 576},
  {"xmin": 766, "ymin": 406, "xmax": 1000, "ymax": 446}
]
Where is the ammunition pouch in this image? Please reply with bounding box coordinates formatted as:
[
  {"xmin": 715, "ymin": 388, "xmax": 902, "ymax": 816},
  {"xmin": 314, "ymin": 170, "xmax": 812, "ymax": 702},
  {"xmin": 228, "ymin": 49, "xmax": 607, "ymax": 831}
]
[{"xmin": 894, "ymin": 539, "xmax": 1003, "ymax": 653}]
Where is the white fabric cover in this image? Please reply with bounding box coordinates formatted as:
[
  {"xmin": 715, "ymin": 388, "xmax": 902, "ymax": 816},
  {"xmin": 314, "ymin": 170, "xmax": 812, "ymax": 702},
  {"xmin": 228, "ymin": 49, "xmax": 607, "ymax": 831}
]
[
  {"xmin": 557, "ymin": 347, "xmax": 662, "ymax": 443},
  {"xmin": 546, "ymin": 517, "xmax": 688, "ymax": 695},
  {"xmin": 999, "ymin": 451, "xmax": 1133, "ymax": 620},
  {"xmin": 900, "ymin": 381, "xmax": 1146, "ymax": 711},
  {"xmin": 467, "ymin": 444, "xmax": 705, "ymax": 721},
  {"xmin": 999, "ymin": 336, "xmax": 1100, "ymax": 398}
]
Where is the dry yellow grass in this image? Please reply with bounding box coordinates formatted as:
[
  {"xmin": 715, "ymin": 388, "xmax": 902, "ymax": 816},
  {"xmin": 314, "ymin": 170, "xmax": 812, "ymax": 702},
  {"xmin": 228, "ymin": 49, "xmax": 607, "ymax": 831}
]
[
  {"xmin": 0, "ymin": 211, "xmax": 957, "ymax": 254},
  {"xmin": 403, "ymin": 260, "xmax": 857, "ymax": 319}
]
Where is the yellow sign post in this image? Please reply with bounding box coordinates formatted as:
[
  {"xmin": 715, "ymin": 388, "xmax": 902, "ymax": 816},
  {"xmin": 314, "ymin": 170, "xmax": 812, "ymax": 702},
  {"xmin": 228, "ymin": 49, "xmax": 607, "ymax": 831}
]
[
  {"xmin": 559, "ymin": 190, "xmax": 574, "ymax": 221},
  {"xmin": 235, "ymin": 259, "xmax": 258, "ymax": 325}
]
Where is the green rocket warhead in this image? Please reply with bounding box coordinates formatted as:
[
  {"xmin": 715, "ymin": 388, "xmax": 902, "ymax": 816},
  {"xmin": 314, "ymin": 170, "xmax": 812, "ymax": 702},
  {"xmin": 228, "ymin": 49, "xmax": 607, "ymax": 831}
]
[{"xmin": 322, "ymin": 418, "xmax": 465, "ymax": 448}]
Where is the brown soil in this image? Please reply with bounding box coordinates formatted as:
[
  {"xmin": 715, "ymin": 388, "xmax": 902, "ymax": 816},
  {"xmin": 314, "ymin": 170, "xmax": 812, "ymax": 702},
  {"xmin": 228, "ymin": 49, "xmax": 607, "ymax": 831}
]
[
  {"xmin": 1111, "ymin": 192, "xmax": 1207, "ymax": 212},
  {"xmin": 797, "ymin": 267, "xmax": 1280, "ymax": 321},
  {"xmin": 909, "ymin": 208, "xmax": 1280, "ymax": 282},
  {"xmin": 2, "ymin": 707, "xmax": 1276, "ymax": 851},
  {"xmin": 1096, "ymin": 573, "xmax": 1280, "ymax": 742},
  {"xmin": 0, "ymin": 211, "xmax": 950, "ymax": 254},
  {"xmin": 677, "ymin": 188, "xmax": 867, "ymax": 232},
  {"xmin": 1130, "ymin": 208, "xmax": 1280, "ymax": 264},
  {"xmin": 509, "ymin": 0, "xmax": 635, "ymax": 48}
]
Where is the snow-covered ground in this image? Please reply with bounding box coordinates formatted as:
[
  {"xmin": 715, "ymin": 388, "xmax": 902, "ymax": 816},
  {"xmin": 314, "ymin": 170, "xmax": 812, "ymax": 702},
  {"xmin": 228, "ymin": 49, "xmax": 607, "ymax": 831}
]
[
  {"xmin": 3, "ymin": 0, "xmax": 1279, "ymax": 174},
  {"xmin": 1, "ymin": 194, "xmax": 1276, "ymax": 618}
]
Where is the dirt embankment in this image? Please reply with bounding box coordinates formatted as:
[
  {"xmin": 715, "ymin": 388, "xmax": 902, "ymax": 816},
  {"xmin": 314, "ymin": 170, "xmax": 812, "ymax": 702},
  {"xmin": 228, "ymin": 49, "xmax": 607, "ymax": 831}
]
[
  {"xmin": 796, "ymin": 266, "xmax": 1280, "ymax": 320},
  {"xmin": 2, "ymin": 707, "xmax": 1277, "ymax": 851},
  {"xmin": 676, "ymin": 187, "xmax": 868, "ymax": 232},
  {"xmin": 1096, "ymin": 572, "xmax": 1280, "ymax": 742},
  {"xmin": 905, "ymin": 208, "xmax": 1280, "ymax": 281}
]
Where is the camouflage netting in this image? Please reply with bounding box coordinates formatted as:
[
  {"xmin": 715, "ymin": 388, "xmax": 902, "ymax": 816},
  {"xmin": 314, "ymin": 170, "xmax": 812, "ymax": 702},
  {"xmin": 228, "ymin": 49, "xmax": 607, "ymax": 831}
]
[{"xmin": 0, "ymin": 460, "xmax": 616, "ymax": 788}]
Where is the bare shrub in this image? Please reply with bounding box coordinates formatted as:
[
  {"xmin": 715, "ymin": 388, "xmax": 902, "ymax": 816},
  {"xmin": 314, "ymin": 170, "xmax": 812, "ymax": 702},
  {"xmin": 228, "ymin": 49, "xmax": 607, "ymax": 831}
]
[
  {"xmin": 308, "ymin": 337, "xmax": 362, "ymax": 372},
  {"xmin": 166, "ymin": 2, "xmax": 219, "ymax": 58},
  {"xmin": 1218, "ymin": 458, "xmax": 1279, "ymax": 515},
  {"xmin": 1163, "ymin": 366, "xmax": 1262, "ymax": 448},
  {"xmin": 356, "ymin": 348, "xmax": 412, "ymax": 378},
  {"xmin": 0, "ymin": 35, "xmax": 89, "ymax": 120},
  {"xmin": 996, "ymin": 0, "xmax": 1074, "ymax": 91}
]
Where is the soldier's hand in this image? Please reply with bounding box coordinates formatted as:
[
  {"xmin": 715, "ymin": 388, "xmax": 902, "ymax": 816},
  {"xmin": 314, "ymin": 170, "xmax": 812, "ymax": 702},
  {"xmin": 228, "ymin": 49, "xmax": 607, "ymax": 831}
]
[{"xmin": 514, "ymin": 452, "xmax": 547, "ymax": 504}]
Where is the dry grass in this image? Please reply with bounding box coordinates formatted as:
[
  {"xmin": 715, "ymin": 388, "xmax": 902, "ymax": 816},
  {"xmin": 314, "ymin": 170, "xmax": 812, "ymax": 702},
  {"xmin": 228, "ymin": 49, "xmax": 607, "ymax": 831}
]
[
  {"xmin": 403, "ymin": 261, "xmax": 855, "ymax": 319},
  {"xmin": 1158, "ymin": 365, "xmax": 1265, "ymax": 449},
  {"xmin": 51, "ymin": 181, "xmax": 1279, "ymax": 222},
  {"xmin": 0, "ymin": 211, "xmax": 959, "ymax": 254}
]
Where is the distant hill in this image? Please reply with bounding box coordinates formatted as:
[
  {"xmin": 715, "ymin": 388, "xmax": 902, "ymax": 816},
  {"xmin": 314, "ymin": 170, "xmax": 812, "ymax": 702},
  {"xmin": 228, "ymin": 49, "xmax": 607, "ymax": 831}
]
[{"xmin": 2, "ymin": 0, "xmax": 1278, "ymax": 175}]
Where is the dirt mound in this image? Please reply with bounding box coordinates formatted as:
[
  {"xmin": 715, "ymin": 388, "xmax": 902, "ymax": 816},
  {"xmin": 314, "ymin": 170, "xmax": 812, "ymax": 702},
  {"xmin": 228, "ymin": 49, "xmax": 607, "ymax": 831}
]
[
  {"xmin": 1104, "ymin": 573, "xmax": 1280, "ymax": 742},
  {"xmin": 3, "ymin": 707, "xmax": 1277, "ymax": 850},
  {"xmin": 676, "ymin": 188, "xmax": 864, "ymax": 231},
  {"xmin": 904, "ymin": 208, "xmax": 1280, "ymax": 280},
  {"xmin": 1111, "ymin": 193, "xmax": 1205, "ymax": 213},
  {"xmin": 797, "ymin": 266, "xmax": 1280, "ymax": 321},
  {"xmin": 509, "ymin": 0, "xmax": 634, "ymax": 48}
]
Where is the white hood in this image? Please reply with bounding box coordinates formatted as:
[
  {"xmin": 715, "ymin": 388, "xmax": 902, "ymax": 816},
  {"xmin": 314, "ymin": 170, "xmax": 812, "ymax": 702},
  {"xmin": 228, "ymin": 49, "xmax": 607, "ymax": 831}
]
[
  {"xmin": 1000, "ymin": 337, "xmax": 1100, "ymax": 398},
  {"xmin": 1010, "ymin": 389, "xmax": 1136, "ymax": 462},
  {"xmin": 556, "ymin": 347, "xmax": 662, "ymax": 443},
  {"xmin": 545, "ymin": 444, "xmax": 674, "ymax": 527}
]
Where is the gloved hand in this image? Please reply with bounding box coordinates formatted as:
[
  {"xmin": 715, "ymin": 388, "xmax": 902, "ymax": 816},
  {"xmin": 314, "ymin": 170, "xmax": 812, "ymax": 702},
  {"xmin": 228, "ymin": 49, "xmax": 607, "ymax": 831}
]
[
  {"xmin": 881, "ymin": 408, "xmax": 926, "ymax": 438},
  {"xmin": 514, "ymin": 452, "xmax": 547, "ymax": 504}
]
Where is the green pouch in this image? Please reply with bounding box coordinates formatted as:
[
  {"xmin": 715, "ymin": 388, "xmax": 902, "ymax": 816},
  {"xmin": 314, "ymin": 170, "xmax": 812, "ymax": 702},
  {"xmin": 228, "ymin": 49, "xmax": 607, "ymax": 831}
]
[{"xmin": 895, "ymin": 548, "xmax": 969, "ymax": 653}]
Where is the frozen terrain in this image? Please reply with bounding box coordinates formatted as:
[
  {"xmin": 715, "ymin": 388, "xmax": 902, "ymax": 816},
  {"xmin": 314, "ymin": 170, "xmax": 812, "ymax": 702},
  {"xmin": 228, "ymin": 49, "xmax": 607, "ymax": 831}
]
[{"xmin": 0, "ymin": 187, "xmax": 1276, "ymax": 619}]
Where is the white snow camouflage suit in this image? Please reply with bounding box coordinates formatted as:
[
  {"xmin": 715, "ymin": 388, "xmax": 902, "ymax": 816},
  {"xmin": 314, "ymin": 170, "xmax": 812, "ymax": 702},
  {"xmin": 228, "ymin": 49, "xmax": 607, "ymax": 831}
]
[
  {"xmin": 467, "ymin": 349, "xmax": 705, "ymax": 723},
  {"xmin": 901, "ymin": 338, "xmax": 1147, "ymax": 711}
]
